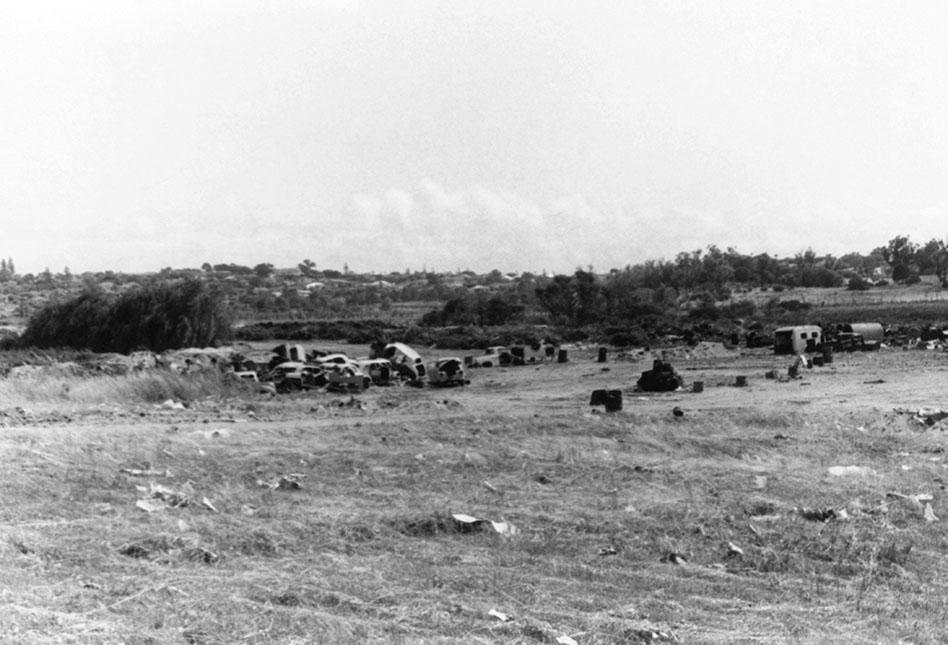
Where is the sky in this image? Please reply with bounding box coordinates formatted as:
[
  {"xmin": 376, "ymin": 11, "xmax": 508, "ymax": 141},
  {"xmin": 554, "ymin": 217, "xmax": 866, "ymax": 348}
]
[{"xmin": 3, "ymin": 0, "xmax": 948, "ymax": 275}]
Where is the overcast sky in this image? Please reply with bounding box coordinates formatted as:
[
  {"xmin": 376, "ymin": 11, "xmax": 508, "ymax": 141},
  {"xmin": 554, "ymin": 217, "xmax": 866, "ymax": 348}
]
[{"xmin": 3, "ymin": 1, "xmax": 948, "ymax": 275}]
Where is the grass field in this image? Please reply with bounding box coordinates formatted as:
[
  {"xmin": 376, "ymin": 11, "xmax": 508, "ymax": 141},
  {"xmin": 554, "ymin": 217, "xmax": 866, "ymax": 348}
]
[{"xmin": 2, "ymin": 347, "xmax": 948, "ymax": 643}]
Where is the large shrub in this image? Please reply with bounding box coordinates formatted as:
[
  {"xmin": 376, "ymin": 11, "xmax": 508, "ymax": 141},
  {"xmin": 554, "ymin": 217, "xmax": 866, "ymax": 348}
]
[{"xmin": 21, "ymin": 280, "xmax": 232, "ymax": 353}]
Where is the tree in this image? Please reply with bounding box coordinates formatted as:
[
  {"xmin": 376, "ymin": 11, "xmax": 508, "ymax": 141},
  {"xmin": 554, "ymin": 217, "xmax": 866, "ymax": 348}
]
[
  {"xmin": 253, "ymin": 263, "xmax": 274, "ymax": 279},
  {"xmin": 298, "ymin": 259, "xmax": 316, "ymax": 277},
  {"xmin": 917, "ymin": 239, "xmax": 948, "ymax": 287},
  {"xmin": 535, "ymin": 270, "xmax": 605, "ymax": 326},
  {"xmin": 881, "ymin": 235, "xmax": 919, "ymax": 284}
]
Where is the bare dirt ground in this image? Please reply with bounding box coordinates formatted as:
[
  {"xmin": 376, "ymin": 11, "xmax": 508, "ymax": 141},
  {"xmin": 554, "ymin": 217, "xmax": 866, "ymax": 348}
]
[{"xmin": 2, "ymin": 345, "xmax": 948, "ymax": 643}]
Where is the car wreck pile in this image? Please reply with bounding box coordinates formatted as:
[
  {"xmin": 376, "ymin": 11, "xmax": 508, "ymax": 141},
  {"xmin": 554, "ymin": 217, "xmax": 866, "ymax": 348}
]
[{"xmin": 234, "ymin": 342, "xmax": 470, "ymax": 394}]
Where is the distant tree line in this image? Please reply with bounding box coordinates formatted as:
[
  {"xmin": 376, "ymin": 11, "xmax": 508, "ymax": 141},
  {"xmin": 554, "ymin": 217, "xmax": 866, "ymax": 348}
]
[{"xmin": 20, "ymin": 280, "xmax": 231, "ymax": 353}]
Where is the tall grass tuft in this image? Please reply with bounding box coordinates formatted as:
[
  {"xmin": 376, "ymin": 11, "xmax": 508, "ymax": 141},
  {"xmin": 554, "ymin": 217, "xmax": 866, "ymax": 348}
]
[
  {"xmin": 0, "ymin": 370, "xmax": 243, "ymax": 408},
  {"xmin": 117, "ymin": 371, "xmax": 237, "ymax": 404}
]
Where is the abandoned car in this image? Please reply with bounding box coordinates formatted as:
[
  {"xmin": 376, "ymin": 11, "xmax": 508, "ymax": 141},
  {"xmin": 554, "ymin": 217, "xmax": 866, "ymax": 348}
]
[
  {"xmin": 270, "ymin": 361, "xmax": 329, "ymax": 392},
  {"xmin": 356, "ymin": 358, "xmax": 396, "ymax": 385},
  {"xmin": 379, "ymin": 342, "xmax": 427, "ymax": 382},
  {"xmin": 428, "ymin": 357, "xmax": 468, "ymax": 387},
  {"xmin": 327, "ymin": 365, "xmax": 372, "ymax": 392},
  {"xmin": 469, "ymin": 346, "xmax": 513, "ymax": 368}
]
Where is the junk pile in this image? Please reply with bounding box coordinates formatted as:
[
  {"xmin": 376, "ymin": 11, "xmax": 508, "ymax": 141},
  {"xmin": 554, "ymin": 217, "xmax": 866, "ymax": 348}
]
[{"xmin": 636, "ymin": 359, "xmax": 684, "ymax": 392}]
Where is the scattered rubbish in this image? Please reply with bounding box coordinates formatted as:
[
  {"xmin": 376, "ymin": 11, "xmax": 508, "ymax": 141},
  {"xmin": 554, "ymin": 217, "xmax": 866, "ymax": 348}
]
[
  {"xmin": 914, "ymin": 409, "xmax": 948, "ymax": 427},
  {"xmin": 451, "ymin": 513, "xmax": 519, "ymax": 537},
  {"xmin": 827, "ymin": 465, "xmax": 871, "ymax": 477},
  {"xmin": 864, "ymin": 379, "xmax": 885, "ymax": 384},
  {"xmin": 598, "ymin": 545, "xmax": 618, "ymax": 556},
  {"xmin": 726, "ymin": 542, "xmax": 743, "ymax": 557},
  {"xmin": 691, "ymin": 381, "xmax": 704, "ymax": 393},
  {"xmin": 765, "ymin": 370, "xmax": 778, "ymax": 379},
  {"xmin": 533, "ymin": 473, "xmax": 552, "ymax": 485},
  {"xmin": 753, "ymin": 476, "xmax": 768, "ymax": 490},
  {"xmin": 886, "ymin": 492, "xmax": 934, "ymax": 517},
  {"xmin": 201, "ymin": 497, "xmax": 219, "ymax": 513},
  {"xmin": 672, "ymin": 406, "xmax": 684, "ymax": 418},
  {"xmin": 257, "ymin": 474, "xmax": 305, "ymax": 490},
  {"xmin": 556, "ymin": 635, "xmax": 579, "ymax": 645},
  {"xmin": 746, "ymin": 500, "xmax": 778, "ymax": 516},
  {"xmin": 118, "ymin": 542, "xmax": 151, "ymax": 558},
  {"xmin": 488, "ymin": 608, "xmax": 511, "ymax": 622},
  {"xmin": 135, "ymin": 482, "xmax": 192, "ymax": 512},
  {"xmin": 118, "ymin": 535, "xmax": 218, "ymax": 564},
  {"xmin": 159, "ymin": 399, "xmax": 186, "ymax": 411},
  {"xmin": 482, "ymin": 480, "xmax": 501, "ymax": 494},
  {"xmin": 660, "ymin": 552, "xmax": 687, "ymax": 565},
  {"xmin": 773, "ymin": 433, "xmax": 791, "ymax": 441},
  {"xmin": 120, "ymin": 467, "xmax": 172, "ymax": 478},
  {"xmin": 135, "ymin": 499, "xmax": 168, "ymax": 514},
  {"xmin": 797, "ymin": 507, "xmax": 837, "ymax": 522},
  {"xmin": 734, "ymin": 375, "xmax": 748, "ymax": 387},
  {"xmin": 625, "ymin": 626, "xmax": 678, "ymax": 643},
  {"xmin": 240, "ymin": 504, "xmax": 258, "ymax": 516}
]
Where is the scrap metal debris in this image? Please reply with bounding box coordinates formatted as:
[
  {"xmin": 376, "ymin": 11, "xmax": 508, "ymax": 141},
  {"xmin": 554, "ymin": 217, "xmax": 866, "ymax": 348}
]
[
  {"xmin": 886, "ymin": 492, "xmax": 936, "ymax": 521},
  {"xmin": 827, "ymin": 465, "xmax": 872, "ymax": 477},
  {"xmin": 660, "ymin": 552, "xmax": 687, "ymax": 565},
  {"xmin": 451, "ymin": 513, "xmax": 519, "ymax": 536},
  {"xmin": 135, "ymin": 482, "xmax": 192, "ymax": 511},
  {"xmin": 257, "ymin": 474, "xmax": 306, "ymax": 490},
  {"xmin": 797, "ymin": 507, "xmax": 838, "ymax": 522},
  {"xmin": 120, "ymin": 467, "xmax": 172, "ymax": 478}
]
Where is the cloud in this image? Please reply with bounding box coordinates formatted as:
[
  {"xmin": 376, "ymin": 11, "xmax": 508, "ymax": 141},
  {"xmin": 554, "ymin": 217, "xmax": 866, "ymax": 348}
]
[{"xmin": 345, "ymin": 180, "xmax": 614, "ymax": 272}]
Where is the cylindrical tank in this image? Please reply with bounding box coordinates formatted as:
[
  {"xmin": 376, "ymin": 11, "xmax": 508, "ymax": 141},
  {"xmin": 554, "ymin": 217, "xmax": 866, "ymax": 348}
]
[{"xmin": 604, "ymin": 389, "xmax": 623, "ymax": 412}]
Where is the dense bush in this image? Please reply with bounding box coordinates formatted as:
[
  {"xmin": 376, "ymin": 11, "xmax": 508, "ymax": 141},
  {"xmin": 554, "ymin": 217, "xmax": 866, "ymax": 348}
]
[
  {"xmin": 234, "ymin": 319, "xmax": 390, "ymax": 343},
  {"xmin": 21, "ymin": 281, "xmax": 232, "ymax": 353},
  {"xmin": 421, "ymin": 295, "xmax": 524, "ymax": 327},
  {"xmin": 847, "ymin": 275, "xmax": 871, "ymax": 291}
]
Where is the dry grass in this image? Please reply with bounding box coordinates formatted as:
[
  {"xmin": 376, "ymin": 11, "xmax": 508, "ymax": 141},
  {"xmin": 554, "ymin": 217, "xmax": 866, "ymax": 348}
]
[
  {"xmin": 0, "ymin": 370, "xmax": 255, "ymax": 411},
  {"xmin": 2, "ymin": 361, "xmax": 948, "ymax": 642}
]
